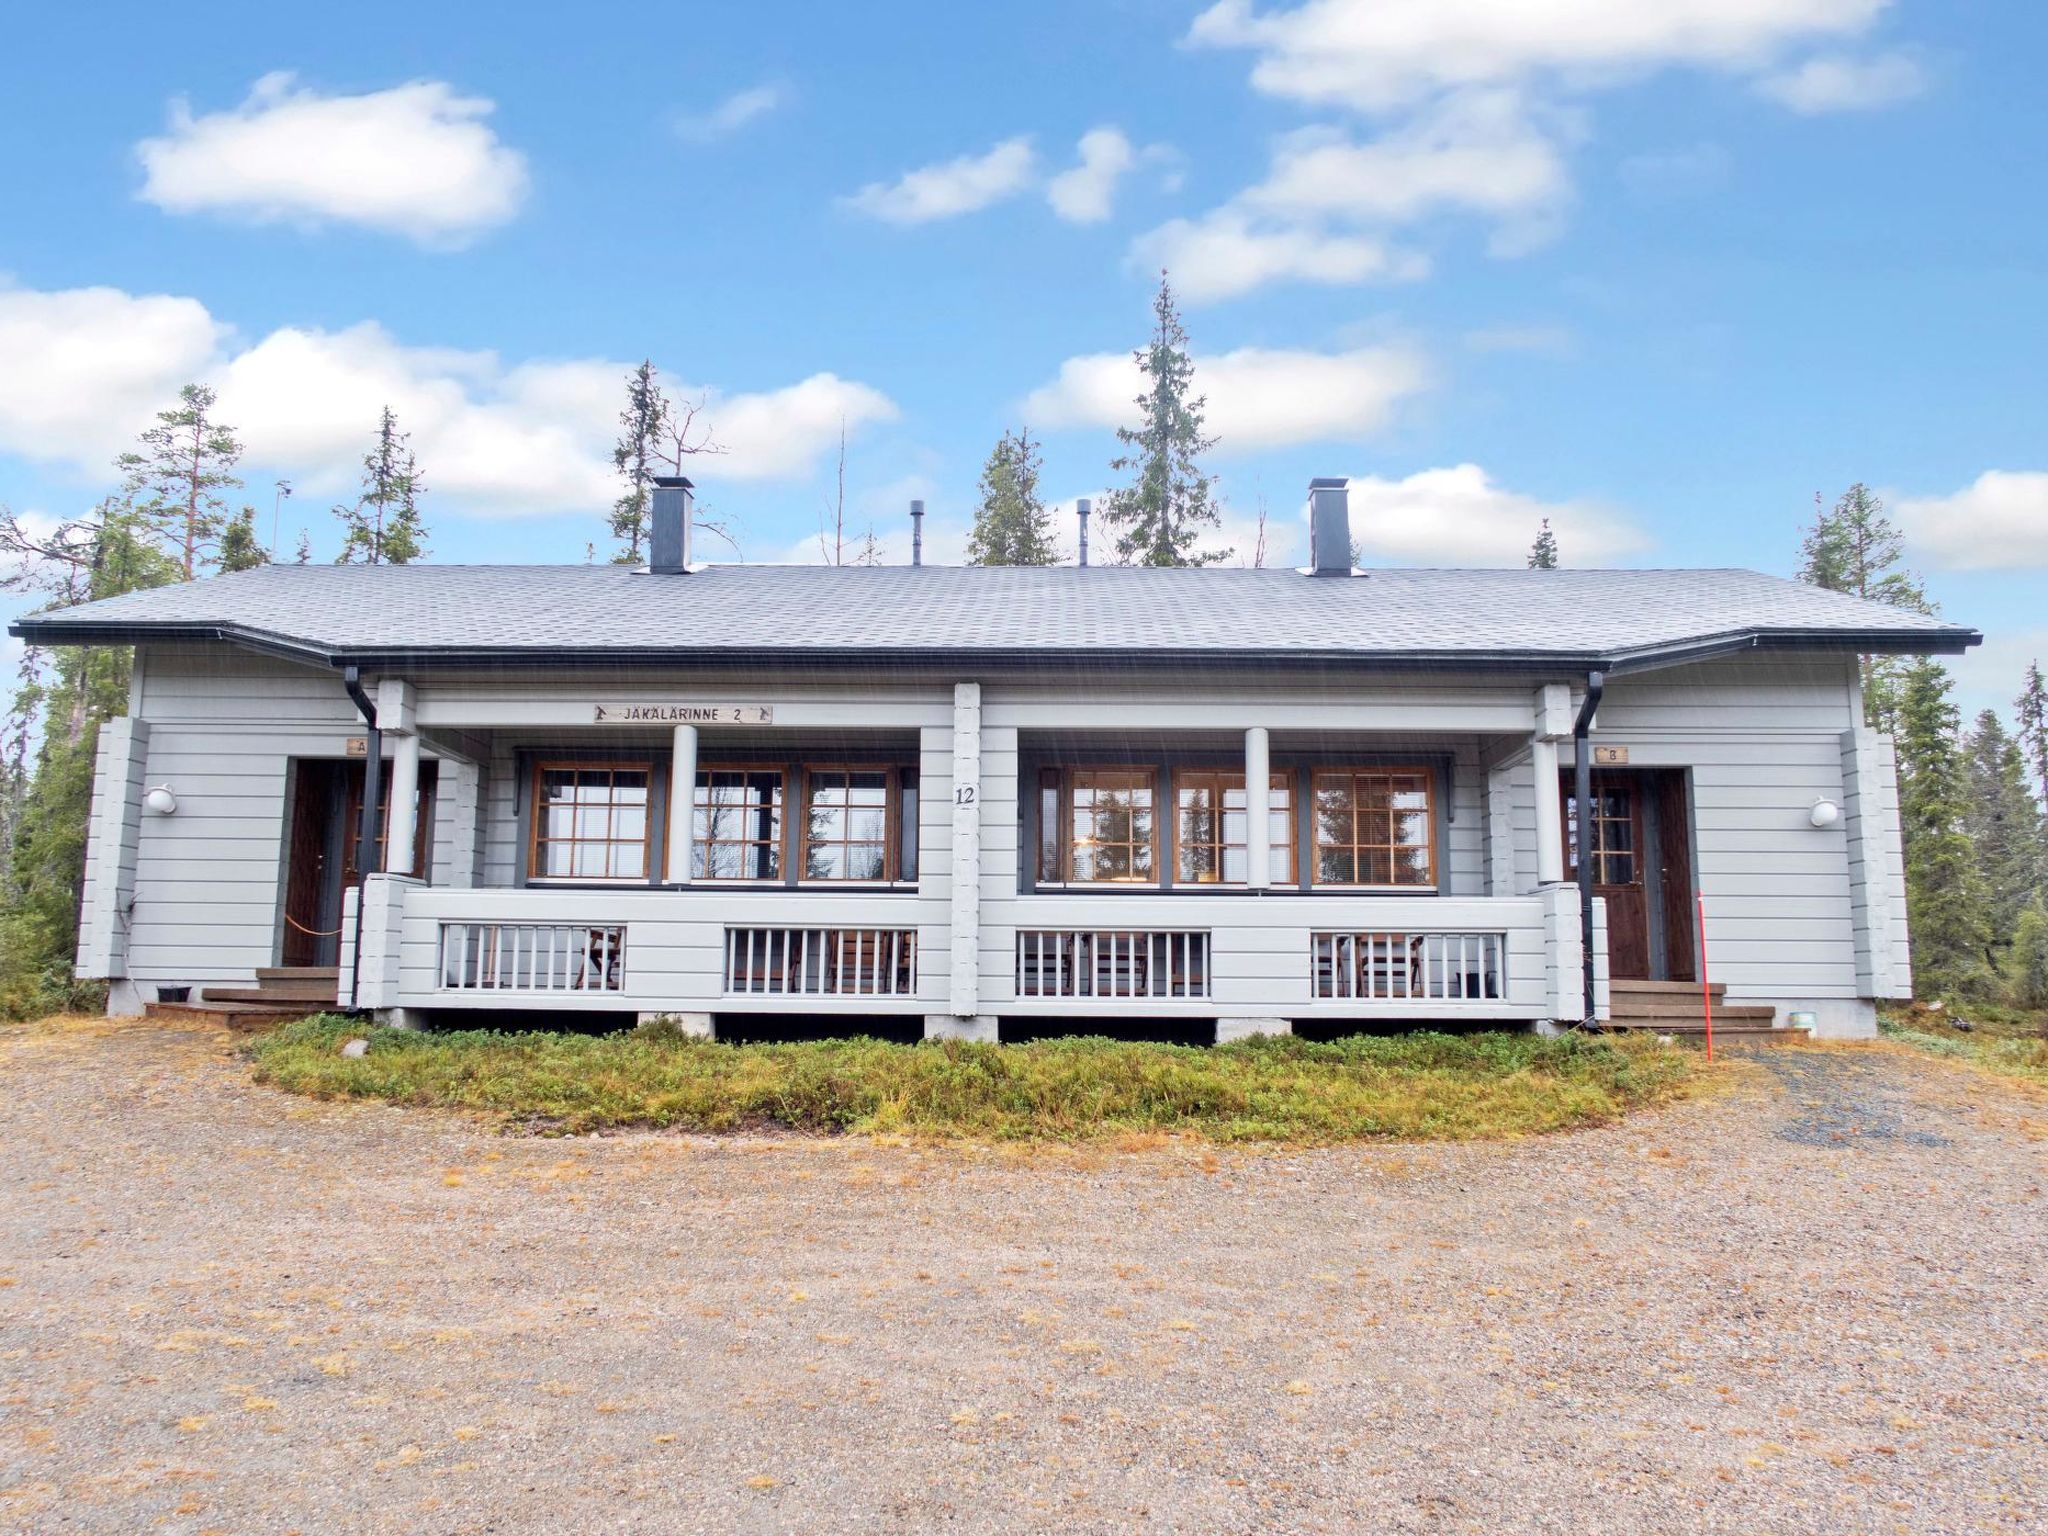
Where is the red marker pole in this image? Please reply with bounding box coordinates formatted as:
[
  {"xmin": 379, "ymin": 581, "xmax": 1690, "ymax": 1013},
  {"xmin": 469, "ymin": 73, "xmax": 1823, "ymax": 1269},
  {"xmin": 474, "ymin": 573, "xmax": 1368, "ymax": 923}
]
[{"xmin": 1697, "ymin": 892, "xmax": 1714, "ymax": 1062}]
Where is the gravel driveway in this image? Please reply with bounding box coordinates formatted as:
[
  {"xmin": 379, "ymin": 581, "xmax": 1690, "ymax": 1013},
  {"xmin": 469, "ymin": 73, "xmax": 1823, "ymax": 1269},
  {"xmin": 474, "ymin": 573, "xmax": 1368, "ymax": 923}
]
[{"xmin": 2, "ymin": 1018, "xmax": 2044, "ymax": 1535}]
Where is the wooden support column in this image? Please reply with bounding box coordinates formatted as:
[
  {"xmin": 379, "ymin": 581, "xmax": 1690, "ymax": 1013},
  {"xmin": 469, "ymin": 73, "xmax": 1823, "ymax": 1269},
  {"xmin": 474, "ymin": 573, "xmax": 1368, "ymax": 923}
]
[
  {"xmin": 385, "ymin": 734, "xmax": 422, "ymax": 877},
  {"xmin": 949, "ymin": 683, "xmax": 982, "ymax": 1018},
  {"xmin": 375, "ymin": 679, "xmax": 420, "ymax": 877},
  {"xmin": 665, "ymin": 723, "xmax": 698, "ymax": 884},
  {"xmin": 1532, "ymin": 682, "xmax": 1571, "ymax": 887},
  {"xmin": 1244, "ymin": 726, "xmax": 1272, "ymax": 890}
]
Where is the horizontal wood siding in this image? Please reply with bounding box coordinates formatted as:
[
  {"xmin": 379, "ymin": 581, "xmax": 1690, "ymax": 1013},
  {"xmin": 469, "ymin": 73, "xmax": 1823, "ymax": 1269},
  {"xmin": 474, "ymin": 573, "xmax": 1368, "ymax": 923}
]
[{"xmin": 1549, "ymin": 656, "xmax": 1865, "ymax": 1004}]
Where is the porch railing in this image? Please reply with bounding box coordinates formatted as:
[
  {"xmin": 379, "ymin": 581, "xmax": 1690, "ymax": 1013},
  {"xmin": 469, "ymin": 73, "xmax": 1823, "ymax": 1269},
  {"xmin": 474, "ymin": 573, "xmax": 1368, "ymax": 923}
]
[
  {"xmin": 439, "ymin": 921, "xmax": 626, "ymax": 993},
  {"xmin": 724, "ymin": 927, "xmax": 918, "ymax": 997},
  {"xmin": 1015, "ymin": 930, "xmax": 1212, "ymax": 1000},
  {"xmin": 1312, "ymin": 931, "xmax": 1504, "ymax": 1002}
]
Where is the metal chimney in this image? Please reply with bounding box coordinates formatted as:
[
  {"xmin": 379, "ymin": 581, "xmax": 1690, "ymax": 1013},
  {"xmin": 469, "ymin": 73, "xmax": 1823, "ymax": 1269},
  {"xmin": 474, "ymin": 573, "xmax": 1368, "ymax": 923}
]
[
  {"xmin": 650, "ymin": 475, "xmax": 693, "ymax": 574},
  {"xmin": 1076, "ymin": 497, "xmax": 1091, "ymax": 567},
  {"xmin": 1308, "ymin": 477, "xmax": 1351, "ymax": 576},
  {"xmin": 910, "ymin": 499, "xmax": 924, "ymax": 566}
]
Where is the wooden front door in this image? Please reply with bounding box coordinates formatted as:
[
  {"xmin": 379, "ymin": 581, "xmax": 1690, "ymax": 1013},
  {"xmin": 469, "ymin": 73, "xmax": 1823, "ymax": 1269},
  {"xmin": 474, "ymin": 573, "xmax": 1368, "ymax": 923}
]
[
  {"xmin": 281, "ymin": 759, "xmax": 437, "ymax": 967},
  {"xmin": 1560, "ymin": 769, "xmax": 1695, "ymax": 982}
]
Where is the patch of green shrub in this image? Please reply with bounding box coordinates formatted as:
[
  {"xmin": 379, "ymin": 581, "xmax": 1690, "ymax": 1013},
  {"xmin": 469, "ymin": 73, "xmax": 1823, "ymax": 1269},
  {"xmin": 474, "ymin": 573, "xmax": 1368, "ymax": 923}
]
[{"xmin": 247, "ymin": 1016, "xmax": 1700, "ymax": 1143}]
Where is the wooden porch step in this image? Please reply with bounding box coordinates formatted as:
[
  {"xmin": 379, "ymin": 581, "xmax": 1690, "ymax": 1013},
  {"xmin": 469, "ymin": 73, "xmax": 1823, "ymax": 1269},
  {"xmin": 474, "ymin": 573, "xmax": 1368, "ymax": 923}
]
[
  {"xmin": 1612, "ymin": 980, "xmax": 1726, "ymax": 998},
  {"xmin": 257, "ymin": 966, "xmax": 339, "ymax": 983},
  {"xmin": 1609, "ymin": 998, "xmax": 1773, "ymax": 1023},
  {"xmin": 146, "ymin": 1000, "xmax": 333, "ymax": 1034},
  {"xmin": 202, "ymin": 984, "xmax": 340, "ymax": 1005}
]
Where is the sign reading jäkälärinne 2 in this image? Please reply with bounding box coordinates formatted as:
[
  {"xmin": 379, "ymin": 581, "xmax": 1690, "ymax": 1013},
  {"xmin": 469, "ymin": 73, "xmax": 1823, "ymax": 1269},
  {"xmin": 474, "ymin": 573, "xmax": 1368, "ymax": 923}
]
[{"xmin": 592, "ymin": 703, "xmax": 775, "ymax": 725}]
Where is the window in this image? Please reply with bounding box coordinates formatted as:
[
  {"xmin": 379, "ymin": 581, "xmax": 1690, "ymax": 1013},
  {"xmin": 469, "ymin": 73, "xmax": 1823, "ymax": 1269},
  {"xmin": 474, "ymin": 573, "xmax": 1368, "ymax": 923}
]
[
  {"xmin": 1174, "ymin": 770, "xmax": 1295, "ymax": 884},
  {"xmin": 1062, "ymin": 768, "xmax": 1157, "ymax": 883},
  {"xmin": 1311, "ymin": 768, "xmax": 1435, "ymax": 887},
  {"xmin": 1566, "ymin": 785, "xmax": 1636, "ymax": 885},
  {"xmin": 801, "ymin": 768, "xmax": 894, "ymax": 881},
  {"xmin": 694, "ymin": 768, "xmax": 785, "ymax": 881},
  {"xmin": 530, "ymin": 763, "xmax": 651, "ymax": 881}
]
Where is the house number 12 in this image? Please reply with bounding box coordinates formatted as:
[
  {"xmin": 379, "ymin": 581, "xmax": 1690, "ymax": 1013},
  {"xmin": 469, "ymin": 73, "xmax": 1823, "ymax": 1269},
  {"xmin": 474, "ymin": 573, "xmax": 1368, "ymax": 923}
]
[{"xmin": 954, "ymin": 786, "xmax": 977, "ymax": 805}]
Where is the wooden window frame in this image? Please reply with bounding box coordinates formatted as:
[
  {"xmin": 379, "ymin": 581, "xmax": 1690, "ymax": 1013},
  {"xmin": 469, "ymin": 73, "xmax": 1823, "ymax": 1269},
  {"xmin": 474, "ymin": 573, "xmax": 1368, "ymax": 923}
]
[
  {"xmin": 1055, "ymin": 766, "xmax": 1161, "ymax": 886},
  {"xmin": 1171, "ymin": 768, "xmax": 1296, "ymax": 886},
  {"xmin": 797, "ymin": 764, "xmax": 902, "ymax": 884},
  {"xmin": 527, "ymin": 760, "xmax": 656, "ymax": 884},
  {"xmin": 692, "ymin": 763, "xmax": 790, "ymax": 884},
  {"xmin": 1308, "ymin": 766, "xmax": 1438, "ymax": 890},
  {"xmin": 1564, "ymin": 779, "xmax": 1639, "ymax": 887}
]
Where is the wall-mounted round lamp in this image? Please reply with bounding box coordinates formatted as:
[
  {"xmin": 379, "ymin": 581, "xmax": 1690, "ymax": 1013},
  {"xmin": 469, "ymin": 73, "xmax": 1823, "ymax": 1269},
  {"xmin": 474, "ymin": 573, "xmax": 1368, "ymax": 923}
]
[
  {"xmin": 1808, "ymin": 798, "xmax": 1841, "ymax": 829},
  {"xmin": 143, "ymin": 785, "xmax": 178, "ymax": 816}
]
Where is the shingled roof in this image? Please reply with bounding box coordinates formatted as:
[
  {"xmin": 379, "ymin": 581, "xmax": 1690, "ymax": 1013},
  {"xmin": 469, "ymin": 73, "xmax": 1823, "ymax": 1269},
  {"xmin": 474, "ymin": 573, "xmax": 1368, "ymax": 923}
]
[{"xmin": 9, "ymin": 562, "xmax": 1978, "ymax": 672}]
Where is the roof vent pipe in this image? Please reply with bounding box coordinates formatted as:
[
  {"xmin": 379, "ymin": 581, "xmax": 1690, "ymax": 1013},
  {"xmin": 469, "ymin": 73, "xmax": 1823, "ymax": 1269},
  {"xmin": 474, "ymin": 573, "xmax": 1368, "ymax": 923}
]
[
  {"xmin": 650, "ymin": 475, "xmax": 693, "ymax": 574},
  {"xmin": 1077, "ymin": 498, "xmax": 1091, "ymax": 567},
  {"xmin": 1308, "ymin": 477, "xmax": 1351, "ymax": 576},
  {"xmin": 910, "ymin": 499, "xmax": 924, "ymax": 566}
]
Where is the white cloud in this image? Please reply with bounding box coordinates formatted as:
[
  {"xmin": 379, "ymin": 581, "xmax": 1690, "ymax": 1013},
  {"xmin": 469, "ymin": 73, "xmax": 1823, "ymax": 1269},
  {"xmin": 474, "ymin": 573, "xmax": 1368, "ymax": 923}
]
[
  {"xmin": 1948, "ymin": 625, "xmax": 2048, "ymax": 719},
  {"xmin": 136, "ymin": 72, "xmax": 529, "ymax": 246},
  {"xmin": 1186, "ymin": 0, "xmax": 1891, "ymax": 111},
  {"xmin": 672, "ymin": 83, "xmax": 787, "ymax": 142},
  {"xmin": 842, "ymin": 136, "xmax": 1038, "ymax": 224},
  {"xmin": 1024, "ymin": 344, "xmax": 1429, "ymax": 451},
  {"xmin": 1169, "ymin": 1, "xmax": 1907, "ymax": 299},
  {"xmin": 1047, "ymin": 127, "xmax": 1138, "ymax": 223},
  {"xmin": 1243, "ymin": 93, "xmax": 1572, "ymax": 227},
  {"xmin": 1132, "ymin": 89, "xmax": 1568, "ymax": 300},
  {"xmin": 1134, "ymin": 212, "xmax": 1426, "ymax": 302},
  {"xmin": 1341, "ymin": 464, "xmax": 1649, "ymax": 565},
  {"xmin": 0, "ymin": 285, "xmax": 226, "ymax": 466},
  {"xmin": 1757, "ymin": 51, "xmax": 1926, "ymax": 113},
  {"xmin": 1897, "ymin": 471, "xmax": 2048, "ymax": 570},
  {"xmin": 0, "ymin": 284, "xmax": 899, "ymax": 516}
]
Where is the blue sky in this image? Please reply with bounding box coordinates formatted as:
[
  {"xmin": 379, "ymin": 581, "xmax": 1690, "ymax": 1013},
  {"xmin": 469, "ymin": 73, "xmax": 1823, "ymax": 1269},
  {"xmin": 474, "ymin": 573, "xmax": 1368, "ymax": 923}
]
[{"xmin": 2, "ymin": 0, "xmax": 2043, "ymax": 713}]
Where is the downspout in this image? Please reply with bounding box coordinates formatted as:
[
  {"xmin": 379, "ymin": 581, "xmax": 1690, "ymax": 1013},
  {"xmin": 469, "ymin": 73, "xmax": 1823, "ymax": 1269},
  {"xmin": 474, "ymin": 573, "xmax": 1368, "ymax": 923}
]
[
  {"xmin": 341, "ymin": 665, "xmax": 382, "ymax": 1010},
  {"xmin": 1573, "ymin": 670, "xmax": 1606, "ymax": 1024}
]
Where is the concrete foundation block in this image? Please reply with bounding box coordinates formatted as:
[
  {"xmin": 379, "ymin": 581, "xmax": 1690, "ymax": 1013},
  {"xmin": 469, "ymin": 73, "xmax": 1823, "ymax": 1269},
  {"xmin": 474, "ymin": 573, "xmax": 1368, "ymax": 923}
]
[
  {"xmin": 1215, "ymin": 1016, "xmax": 1292, "ymax": 1044},
  {"xmin": 926, "ymin": 1014, "xmax": 999, "ymax": 1043},
  {"xmin": 1776, "ymin": 998, "xmax": 1878, "ymax": 1040},
  {"xmin": 375, "ymin": 1007, "xmax": 425, "ymax": 1031},
  {"xmin": 638, "ymin": 1011, "xmax": 715, "ymax": 1038}
]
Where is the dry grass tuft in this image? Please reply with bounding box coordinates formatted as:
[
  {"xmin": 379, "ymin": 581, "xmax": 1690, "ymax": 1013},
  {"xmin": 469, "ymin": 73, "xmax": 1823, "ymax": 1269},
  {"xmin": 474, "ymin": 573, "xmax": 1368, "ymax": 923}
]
[{"xmin": 244, "ymin": 1015, "xmax": 1702, "ymax": 1145}]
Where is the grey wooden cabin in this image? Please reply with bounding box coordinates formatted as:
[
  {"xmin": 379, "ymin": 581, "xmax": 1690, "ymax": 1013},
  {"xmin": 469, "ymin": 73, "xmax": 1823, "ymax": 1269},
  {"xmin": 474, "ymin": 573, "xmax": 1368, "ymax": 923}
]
[{"xmin": 12, "ymin": 480, "xmax": 1976, "ymax": 1041}]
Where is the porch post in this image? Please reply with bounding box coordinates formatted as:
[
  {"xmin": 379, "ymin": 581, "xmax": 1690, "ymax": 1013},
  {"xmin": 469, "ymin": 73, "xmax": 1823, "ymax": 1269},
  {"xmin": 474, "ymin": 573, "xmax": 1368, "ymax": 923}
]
[
  {"xmin": 1244, "ymin": 726, "xmax": 1272, "ymax": 889},
  {"xmin": 375, "ymin": 679, "xmax": 419, "ymax": 878},
  {"xmin": 948, "ymin": 683, "xmax": 982, "ymax": 1017},
  {"xmin": 665, "ymin": 723, "xmax": 698, "ymax": 883},
  {"xmin": 928, "ymin": 681, "xmax": 997, "ymax": 1041},
  {"xmin": 1531, "ymin": 683, "xmax": 1571, "ymax": 886},
  {"xmin": 385, "ymin": 734, "xmax": 421, "ymax": 877}
]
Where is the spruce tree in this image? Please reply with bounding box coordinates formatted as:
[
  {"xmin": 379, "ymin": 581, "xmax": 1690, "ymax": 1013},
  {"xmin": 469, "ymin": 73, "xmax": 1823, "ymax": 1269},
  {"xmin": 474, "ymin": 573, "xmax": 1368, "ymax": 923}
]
[
  {"xmin": 1101, "ymin": 275, "xmax": 1227, "ymax": 566},
  {"xmin": 2006, "ymin": 897, "xmax": 2048, "ymax": 1012},
  {"xmin": 214, "ymin": 508, "xmax": 266, "ymax": 573},
  {"xmin": 966, "ymin": 428, "xmax": 1060, "ymax": 566},
  {"xmin": 334, "ymin": 407, "xmax": 427, "ymax": 565},
  {"xmin": 0, "ymin": 499, "xmax": 181, "ymax": 1016},
  {"xmin": 607, "ymin": 361, "xmax": 733, "ymax": 563},
  {"xmin": 1895, "ymin": 659, "xmax": 1993, "ymax": 998},
  {"xmin": 1796, "ymin": 484, "xmax": 1933, "ymax": 732},
  {"xmin": 2016, "ymin": 660, "xmax": 2048, "ymax": 809},
  {"xmin": 1528, "ymin": 519, "xmax": 1559, "ymax": 569},
  {"xmin": 114, "ymin": 383, "xmax": 244, "ymax": 580},
  {"xmin": 609, "ymin": 360, "xmax": 669, "ymax": 564},
  {"xmin": 1964, "ymin": 710, "xmax": 2047, "ymax": 959}
]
